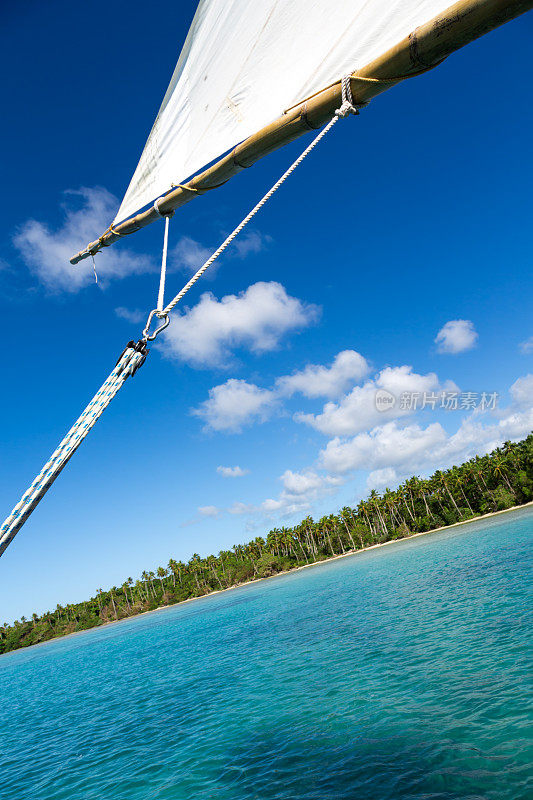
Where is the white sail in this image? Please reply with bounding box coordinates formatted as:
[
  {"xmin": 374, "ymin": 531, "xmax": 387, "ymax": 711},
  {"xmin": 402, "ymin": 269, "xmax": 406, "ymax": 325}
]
[{"xmin": 115, "ymin": 0, "xmax": 452, "ymax": 224}]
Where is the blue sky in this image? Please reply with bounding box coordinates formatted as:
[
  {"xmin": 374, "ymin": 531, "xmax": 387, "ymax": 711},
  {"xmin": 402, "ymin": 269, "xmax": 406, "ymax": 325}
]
[{"xmin": 1, "ymin": 1, "xmax": 531, "ymax": 624}]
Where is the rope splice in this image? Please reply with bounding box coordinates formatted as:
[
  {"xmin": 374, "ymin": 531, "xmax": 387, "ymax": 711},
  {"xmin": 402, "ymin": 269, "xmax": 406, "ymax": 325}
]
[{"xmin": 0, "ymin": 340, "xmax": 148, "ymax": 559}]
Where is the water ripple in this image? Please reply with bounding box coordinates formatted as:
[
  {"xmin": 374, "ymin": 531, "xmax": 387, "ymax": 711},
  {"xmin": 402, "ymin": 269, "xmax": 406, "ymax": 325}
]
[{"xmin": 1, "ymin": 508, "xmax": 531, "ymax": 799}]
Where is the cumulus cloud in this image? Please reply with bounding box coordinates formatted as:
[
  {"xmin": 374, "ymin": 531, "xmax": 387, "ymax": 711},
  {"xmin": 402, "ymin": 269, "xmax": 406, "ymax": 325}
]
[
  {"xmin": 115, "ymin": 307, "xmax": 145, "ymax": 324},
  {"xmin": 193, "ymin": 379, "xmax": 278, "ymax": 432},
  {"xmin": 509, "ymin": 374, "xmax": 533, "ymax": 408},
  {"xmin": 366, "ymin": 467, "xmax": 399, "ymax": 491},
  {"xmin": 226, "ymin": 468, "xmax": 345, "ymax": 523},
  {"xmin": 258, "ymin": 495, "xmax": 312, "ymax": 518},
  {"xmin": 162, "ymin": 281, "xmax": 319, "ymax": 368},
  {"xmin": 295, "ymin": 365, "xmax": 444, "ymax": 436},
  {"xmin": 435, "ymin": 319, "xmax": 478, "ymax": 354},
  {"xmin": 256, "ymin": 469, "xmax": 344, "ymax": 519},
  {"xmin": 198, "ymin": 505, "xmax": 221, "ymax": 518},
  {"xmin": 276, "ymin": 350, "xmax": 370, "ymax": 399},
  {"xmin": 280, "ymin": 469, "xmax": 325, "ymax": 495},
  {"xmin": 13, "ymin": 187, "xmax": 154, "ymax": 292},
  {"xmin": 192, "ymin": 357, "xmax": 457, "ymax": 440},
  {"xmin": 217, "ymin": 465, "xmax": 249, "ymax": 478},
  {"xmin": 320, "ymin": 421, "xmax": 446, "ymax": 475},
  {"xmin": 195, "ymin": 372, "xmax": 531, "ymax": 529},
  {"xmin": 319, "ymin": 381, "xmax": 533, "ymax": 478},
  {"xmin": 192, "ymin": 348, "xmax": 374, "ymax": 433},
  {"xmin": 519, "ymin": 337, "xmax": 533, "ymax": 354}
]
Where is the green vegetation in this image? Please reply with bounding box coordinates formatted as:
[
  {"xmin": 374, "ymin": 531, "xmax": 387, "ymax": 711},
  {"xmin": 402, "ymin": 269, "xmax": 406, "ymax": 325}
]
[{"xmin": 2, "ymin": 436, "xmax": 532, "ymax": 655}]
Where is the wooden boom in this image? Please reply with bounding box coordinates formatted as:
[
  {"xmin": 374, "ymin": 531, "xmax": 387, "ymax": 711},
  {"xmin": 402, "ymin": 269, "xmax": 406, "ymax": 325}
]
[{"xmin": 70, "ymin": 0, "xmax": 532, "ymax": 264}]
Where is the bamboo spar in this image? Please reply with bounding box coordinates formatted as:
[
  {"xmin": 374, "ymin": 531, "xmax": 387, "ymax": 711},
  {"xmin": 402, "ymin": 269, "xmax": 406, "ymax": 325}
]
[{"xmin": 70, "ymin": 0, "xmax": 532, "ymax": 265}]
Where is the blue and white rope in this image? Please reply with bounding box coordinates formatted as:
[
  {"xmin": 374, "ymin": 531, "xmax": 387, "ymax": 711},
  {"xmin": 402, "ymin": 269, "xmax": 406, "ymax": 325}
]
[
  {"xmin": 0, "ymin": 77, "xmax": 361, "ymax": 560},
  {"xmin": 0, "ymin": 345, "xmax": 145, "ymax": 558}
]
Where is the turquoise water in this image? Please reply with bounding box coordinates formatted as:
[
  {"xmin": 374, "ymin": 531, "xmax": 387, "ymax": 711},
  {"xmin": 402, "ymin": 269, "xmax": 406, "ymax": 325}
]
[{"xmin": 1, "ymin": 509, "xmax": 532, "ymax": 800}]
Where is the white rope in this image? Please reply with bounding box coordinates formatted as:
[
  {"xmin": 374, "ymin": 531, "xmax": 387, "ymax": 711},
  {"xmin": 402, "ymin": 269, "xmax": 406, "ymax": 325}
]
[
  {"xmin": 91, "ymin": 254, "xmax": 99, "ymax": 285},
  {"xmin": 0, "ymin": 344, "xmax": 147, "ymax": 558},
  {"xmin": 157, "ymin": 215, "xmax": 170, "ymax": 312},
  {"xmin": 335, "ymin": 74, "xmax": 362, "ymax": 118},
  {"xmin": 162, "ymin": 81, "xmax": 359, "ymax": 316},
  {"xmin": 0, "ymin": 76, "xmax": 361, "ymax": 559}
]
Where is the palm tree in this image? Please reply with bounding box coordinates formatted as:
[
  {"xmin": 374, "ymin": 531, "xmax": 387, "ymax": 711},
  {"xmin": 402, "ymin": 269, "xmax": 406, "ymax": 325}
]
[
  {"xmin": 167, "ymin": 559, "xmax": 178, "ymax": 586},
  {"xmin": 121, "ymin": 582, "xmax": 131, "ymax": 611},
  {"xmin": 156, "ymin": 566, "xmax": 168, "ymax": 593},
  {"xmin": 492, "ymin": 455, "xmax": 516, "ymax": 495},
  {"xmin": 109, "ymin": 589, "xmax": 118, "ymax": 620},
  {"xmin": 453, "ymin": 470, "xmax": 473, "ymax": 513}
]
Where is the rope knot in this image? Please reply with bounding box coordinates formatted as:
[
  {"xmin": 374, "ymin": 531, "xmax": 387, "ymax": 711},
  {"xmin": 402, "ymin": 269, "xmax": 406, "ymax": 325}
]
[
  {"xmin": 335, "ymin": 100, "xmax": 358, "ymax": 118},
  {"xmin": 335, "ymin": 75, "xmax": 367, "ymax": 118}
]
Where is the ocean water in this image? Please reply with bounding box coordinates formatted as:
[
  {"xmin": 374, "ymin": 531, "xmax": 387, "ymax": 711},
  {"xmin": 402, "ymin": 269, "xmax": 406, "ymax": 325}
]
[{"xmin": 1, "ymin": 509, "xmax": 532, "ymax": 800}]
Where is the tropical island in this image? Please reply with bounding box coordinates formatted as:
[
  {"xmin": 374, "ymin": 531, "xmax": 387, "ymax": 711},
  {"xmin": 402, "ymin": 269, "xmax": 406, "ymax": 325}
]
[{"xmin": 2, "ymin": 435, "xmax": 532, "ymax": 655}]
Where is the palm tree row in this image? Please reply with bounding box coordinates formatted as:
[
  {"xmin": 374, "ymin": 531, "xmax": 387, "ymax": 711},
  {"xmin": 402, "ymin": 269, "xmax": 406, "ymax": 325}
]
[{"xmin": 2, "ymin": 435, "xmax": 532, "ymax": 654}]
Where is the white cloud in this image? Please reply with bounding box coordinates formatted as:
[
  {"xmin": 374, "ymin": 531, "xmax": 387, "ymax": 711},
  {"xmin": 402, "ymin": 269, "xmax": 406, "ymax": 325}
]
[
  {"xmin": 171, "ymin": 236, "xmax": 212, "ymax": 273},
  {"xmin": 13, "ymin": 187, "xmax": 154, "ymax": 292},
  {"xmin": 232, "ymin": 230, "xmax": 271, "ymax": 259},
  {"xmin": 319, "ymin": 378, "xmax": 533, "ymax": 478},
  {"xmin": 234, "ymin": 468, "xmax": 344, "ymax": 522},
  {"xmin": 170, "ymin": 230, "xmax": 268, "ymax": 275},
  {"xmin": 259, "ymin": 495, "xmax": 311, "ymax": 518},
  {"xmin": 193, "ymin": 379, "xmax": 277, "ymax": 432},
  {"xmin": 519, "ymin": 337, "xmax": 533, "ymax": 354},
  {"xmin": 162, "ymin": 281, "xmax": 319, "ymax": 368},
  {"xmin": 509, "ymin": 374, "xmax": 533, "ymax": 408},
  {"xmin": 320, "ymin": 421, "xmax": 446, "ymax": 475},
  {"xmin": 217, "ymin": 465, "xmax": 249, "ymax": 478},
  {"xmin": 115, "ymin": 307, "xmax": 145, "ymax": 324},
  {"xmin": 276, "ymin": 350, "xmax": 370, "ymax": 399},
  {"xmin": 198, "ymin": 505, "xmax": 221, "ymax": 518},
  {"xmin": 435, "ymin": 319, "xmax": 478, "ymax": 354},
  {"xmin": 196, "ymin": 372, "xmax": 531, "ymax": 529},
  {"xmin": 257, "ymin": 468, "xmax": 344, "ymax": 519},
  {"xmin": 223, "ymin": 467, "xmax": 344, "ymax": 524},
  {"xmin": 280, "ymin": 469, "xmax": 325, "ymax": 495},
  {"xmin": 366, "ymin": 467, "xmax": 399, "ymax": 491},
  {"xmin": 228, "ymin": 501, "xmax": 253, "ymax": 515},
  {"xmin": 295, "ymin": 365, "xmax": 442, "ymax": 436}
]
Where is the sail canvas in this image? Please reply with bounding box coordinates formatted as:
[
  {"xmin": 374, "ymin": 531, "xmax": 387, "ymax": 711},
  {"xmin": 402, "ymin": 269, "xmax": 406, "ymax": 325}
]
[{"xmin": 114, "ymin": 0, "xmax": 453, "ymax": 224}]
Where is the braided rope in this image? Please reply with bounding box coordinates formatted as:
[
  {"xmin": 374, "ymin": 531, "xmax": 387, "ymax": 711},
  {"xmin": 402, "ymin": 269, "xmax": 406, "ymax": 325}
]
[
  {"xmin": 157, "ymin": 215, "xmax": 171, "ymax": 312},
  {"xmin": 0, "ymin": 77, "xmax": 360, "ymax": 559},
  {"xmin": 162, "ymin": 90, "xmax": 353, "ymax": 316},
  {"xmin": 0, "ymin": 345, "xmax": 146, "ymax": 558}
]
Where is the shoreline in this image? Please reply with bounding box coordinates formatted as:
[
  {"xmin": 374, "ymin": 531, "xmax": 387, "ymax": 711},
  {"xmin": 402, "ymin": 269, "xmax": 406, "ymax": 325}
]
[{"xmin": 4, "ymin": 501, "xmax": 532, "ymax": 657}]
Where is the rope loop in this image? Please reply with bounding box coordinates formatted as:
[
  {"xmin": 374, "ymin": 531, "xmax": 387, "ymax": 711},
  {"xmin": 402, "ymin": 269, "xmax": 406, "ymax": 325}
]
[
  {"xmin": 170, "ymin": 182, "xmax": 199, "ymax": 194},
  {"xmin": 154, "ymin": 197, "xmax": 175, "ymax": 218},
  {"xmin": 335, "ymin": 75, "xmax": 367, "ymax": 118}
]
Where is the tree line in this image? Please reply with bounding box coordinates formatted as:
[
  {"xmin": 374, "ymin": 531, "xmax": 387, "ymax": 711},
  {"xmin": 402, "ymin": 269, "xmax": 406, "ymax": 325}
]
[{"xmin": 1, "ymin": 435, "xmax": 532, "ymax": 655}]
